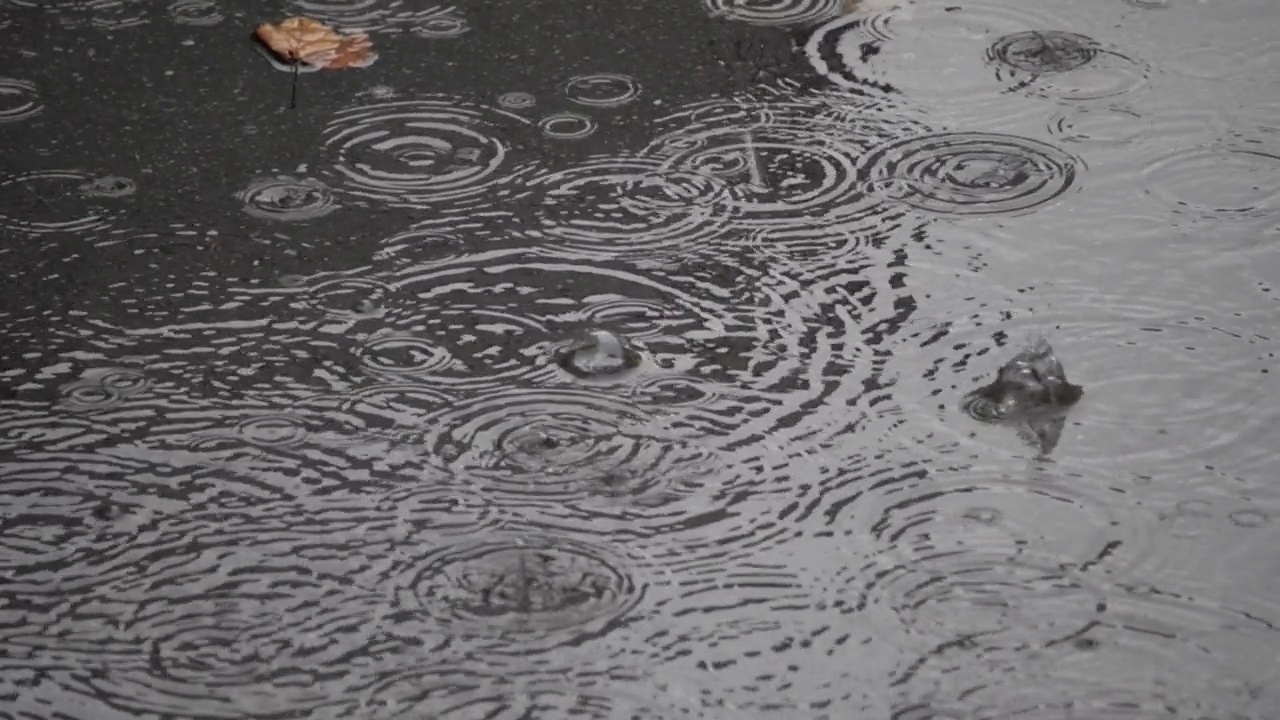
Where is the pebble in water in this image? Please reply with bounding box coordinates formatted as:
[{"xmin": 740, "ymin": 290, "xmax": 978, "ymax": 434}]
[
  {"xmin": 236, "ymin": 175, "xmax": 339, "ymax": 222},
  {"xmin": 321, "ymin": 98, "xmax": 536, "ymax": 209},
  {"xmin": 0, "ymin": 78, "xmax": 42, "ymax": 123},
  {"xmin": 961, "ymin": 336, "xmax": 1083, "ymax": 454},
  {"xmin": 554, "ymin": 330, "xmax": 644, "ymax": 379},
  {"xmin": 858, "ymin": 131, "xmax": 1080, "ymax": 216}
]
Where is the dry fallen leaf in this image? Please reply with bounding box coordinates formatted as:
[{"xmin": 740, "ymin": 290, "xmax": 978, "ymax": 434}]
[{"xmin": 254, "ymin": 16, "xmax": 376, "ymax": 70}]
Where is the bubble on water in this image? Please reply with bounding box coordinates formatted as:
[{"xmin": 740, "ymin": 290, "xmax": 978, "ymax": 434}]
[
  {"xmin": 0, "ymin": 78, "xmax": 42, "ymax": 123},
  {"xmin": 553, "ymin": 330, "xmax": 645, "ymax": 379},
  {"xmin": 564, "ymin": 73, "xmax": 641, "ymax": 108},
  {"xmin": 539, "ymin": 111, "xmax": 598, "ymax": 140},
  {"xmin": 168, "ymin": 0, "xmax": 223, "ymax": 25},
  {"xmin": 858, "ymin": 132, "xmax": 1080, "ymax": 216},
  {"xmin": 704, "ymin": 0, "xmax": 842, "ymax": 26},
  {"xmin": 236, "ymin": 175, "xmax": 339, "ymax": 221},
  {"xmin": 497, "ymin": 91, "xmax": 536, "ymax": 110},
  {"xmin": 78, "ymin": 174, "xmax": 137, "ymax": 198}
]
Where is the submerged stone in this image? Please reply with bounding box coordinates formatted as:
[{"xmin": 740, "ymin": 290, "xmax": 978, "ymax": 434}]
[
  {"xmin": 555, "ymin": 330, "xmax": 643, "ymax": 379},
  {"xmin": 962, "ymin": 337, "xmax": 1083, "ymax": 454}
]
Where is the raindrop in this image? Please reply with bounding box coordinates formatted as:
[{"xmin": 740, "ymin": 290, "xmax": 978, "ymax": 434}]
[
  {"xmin": 859, "ymin": 132, "xmax": 1080, "ymax": 216},
  {"xmin": 0, "ymin": 78, "xmax": 42, "ymax": 123},
  {"xmin": 497, "ymin": 91, "xmax": 536, "ymax": 110},
  {"xmin": 539, "ymin": 112, "xmax": 598, "ymax": 140},
  {"xmin": 987, "ymin": 31, "xmax": 1099, "ymax": 74},
  {"xmin": 321, "ymin": 98, "xmax": 534, "ymax": 209},
  {"xmin": 522, "ymin": 154, "xmax": 735, "ymax": 259},
  {"xmin": 411, "ymin": 12, "xmax": 468, "ymax": 38},
  {"xmin": 0, "ymin": 169, "xmax": 123, "ymax": 235},
  {"xmin": 564, "ymin": 73, "xmax": 642, "ymax": 108},
  {"xmin": 378, "ymin": 532, "xmax": 645, "ymax": 655},
  {"xmin": 168, "ymin": 0, "xmax": 224, "ymax": 26},
  {"xmin": 703, "ymin": 0, "xmax": 842, "ymax": 26},
  {"xmin": 236, "ymin": 175, "xmax": 339, "ymax": 221}
]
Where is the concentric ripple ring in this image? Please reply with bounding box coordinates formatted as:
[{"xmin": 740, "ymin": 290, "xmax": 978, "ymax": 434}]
[
  {"xmin": 859, "ymin": 132, "xmax": 1080, "ymax": 216},
  {"xmin": 987, "ymin": 31, "xmax": 1100, "ymax": 73}
]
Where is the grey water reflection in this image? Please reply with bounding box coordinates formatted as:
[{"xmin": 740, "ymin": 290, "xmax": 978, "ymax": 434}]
[{"xmin": 1, "ymin": 0, "xmax": 1279, "ymax": 717}]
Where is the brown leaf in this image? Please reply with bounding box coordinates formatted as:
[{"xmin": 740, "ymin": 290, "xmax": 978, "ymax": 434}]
[{"xmin": 254, "ymin": 16, "xmax": 376, "ymax": 70}]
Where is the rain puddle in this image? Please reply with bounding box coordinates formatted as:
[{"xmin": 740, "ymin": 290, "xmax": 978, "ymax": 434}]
[{"xmin": 1, "ymin": 0, "xmax": 1278, "ymax": 717}]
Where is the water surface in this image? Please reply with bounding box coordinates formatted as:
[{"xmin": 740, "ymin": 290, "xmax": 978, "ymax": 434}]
[{"xmin": 1, "ymin": 0, "xmax": 1279, "ymax": 717}]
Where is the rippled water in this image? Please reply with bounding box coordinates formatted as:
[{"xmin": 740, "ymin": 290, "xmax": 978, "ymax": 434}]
[{"xmin": 2, "ymin": 0, "xmax": 1279, "ymax": 716}]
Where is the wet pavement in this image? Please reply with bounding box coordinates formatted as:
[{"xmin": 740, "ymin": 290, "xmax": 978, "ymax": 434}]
[{"xmin": 1, "ymin": 0, "xmax": 1279, "ymax": 717}]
